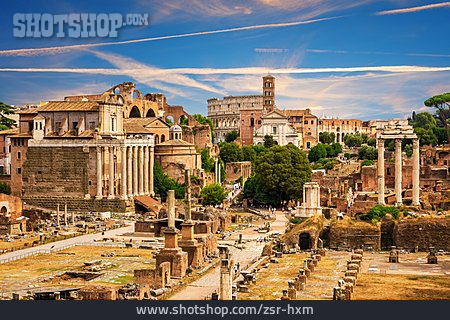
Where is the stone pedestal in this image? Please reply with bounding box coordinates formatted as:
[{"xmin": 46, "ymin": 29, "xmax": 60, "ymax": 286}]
[
  {"xmin": 180, "ymin": 222, "xmax": 203, "ymax": 268},
  {"xmin": 155, "ymin": 228, "xmax": 188, "ymax": 278}
]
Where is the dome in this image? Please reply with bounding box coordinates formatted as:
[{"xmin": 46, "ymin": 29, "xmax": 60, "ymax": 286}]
[{"xmin": 170, "ymin": 124, "xmax": 182, "ymax": 132}]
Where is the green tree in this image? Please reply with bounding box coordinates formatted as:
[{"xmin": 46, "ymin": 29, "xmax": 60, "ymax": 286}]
[
  {"xmin": 249, "ymin": 144, "xmax": 311, "ymax": 206},
  {"xmin": 200, "ymin": 183, "xmax": 227, "ymax": 206},
  {"xmin": 219, "ymin": 142, "xmax": 243, "ymax": 163},
  {"xmin": 225, "ymin": 130, "xmax": 238, "ymax": 143},
  {"xmin": 153, "ymin": 161, "xmax": 185, "ymax": 201},
  {"xmin": 0, "ymin": 183, "xmax": 11, "ymax": 194},
  {"xmin": 263, "ymin": 135, "xmax": 276, "ymax": 148},
  {"xmin": 200, "ymin": 148, "xmax": 215, "ymax": 172},
  {"xmin": 242, "ymin": 145, "xmax": 256, "ymax": 163},
  {"xmin": 344, "ymin": 134, "xmax": 363, "ymax": 148},
  {"xmin": 308, "ymin": 144, "xmax": 327, "ymax": 162},
  {"xmin": 358, "ymin": 145, "xmax": 378, "ymax": 160},
  {"xmin": 319, "ymin": 132, "xmax": 336, "ymax": 144},
  {"xmin": 367, "ymin": 138, "xmax": 376, "ymax": 147},
  {"xmin": 359, "ymin": 205, "xmax": 400, "ymax": 222},
  {"xmin": 414, "ymin": 127, "xmax": 438, "ymax": 146},
  {"xmin": 424, "ymin": 93, "xmax": 450, "ymax": 141},
  {"xmin": 412, "ymin": 112, "xmax": 437, "ymax": 130},
  {"xmin": 331, "ymin": 142, "xmax": 342, "ymax": 155},
  {"xmin": 0, "ymin": 102, "xmax": 16, "ymax": 129}
]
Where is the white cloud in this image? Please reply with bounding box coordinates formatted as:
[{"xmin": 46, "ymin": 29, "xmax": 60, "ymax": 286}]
[{"xmin": 376, "ymin": 1, "xmax": 450, "ymax": 15}]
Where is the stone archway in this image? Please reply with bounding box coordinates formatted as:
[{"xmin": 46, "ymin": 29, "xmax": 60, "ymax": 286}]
[
  {"xmin": 130, "ymin": 106, "xmax": 141, "ymax": 118},
  {"xmin": 146, "ymin": 108, "xmax": 156, "ymax": 117}
]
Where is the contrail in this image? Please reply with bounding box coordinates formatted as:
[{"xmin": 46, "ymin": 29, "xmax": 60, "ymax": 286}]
[
  {"xmin": 0, "ymin": 16, "xmax": 340, "ymax": 57},
  {"xmin": 376, "ymin": 1, "xmax": 450, "ymax": 15},
  {"xmin": 1, "ymin": 65, "xmax": 449, "ymax": 75}
]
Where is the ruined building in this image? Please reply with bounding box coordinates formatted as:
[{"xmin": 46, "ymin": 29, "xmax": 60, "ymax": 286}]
[{"xmin": 9, "ymin": 82, "xmax": 203, "ymax": 213}]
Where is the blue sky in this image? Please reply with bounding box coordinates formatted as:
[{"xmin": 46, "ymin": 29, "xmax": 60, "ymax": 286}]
[{"xmin": 0, "ymin": 0, "xmax": 449, "ymax": 120}]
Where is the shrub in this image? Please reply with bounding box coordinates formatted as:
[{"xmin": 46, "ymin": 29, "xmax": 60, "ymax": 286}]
[{"xmin": 359, "ymin": 205, "xmax": 400, "ymax": 222}]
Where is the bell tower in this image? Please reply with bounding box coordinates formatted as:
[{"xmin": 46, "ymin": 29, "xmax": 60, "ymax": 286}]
[{"xmin": 262, "ymin": 75, "xmax": 275, "ymax": 113}]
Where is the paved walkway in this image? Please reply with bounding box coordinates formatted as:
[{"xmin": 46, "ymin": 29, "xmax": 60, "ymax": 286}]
[
  {"xmin": 0, "ymin": 223, "xmax": 134, "ymax": 263},
  {"xmin": 169, "ymin": 211, "xmax": 288, "ymax": 300}
]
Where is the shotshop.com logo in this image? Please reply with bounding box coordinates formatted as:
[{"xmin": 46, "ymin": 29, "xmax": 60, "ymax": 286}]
[{"xmin": 13, "ymin": 13, "xmax": 149, "ymax": 38}]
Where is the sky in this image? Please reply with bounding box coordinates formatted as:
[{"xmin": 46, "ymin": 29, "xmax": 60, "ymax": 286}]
[{"xmin": 0, "ymin": 0, "xmax": 449, "ymax": 120}]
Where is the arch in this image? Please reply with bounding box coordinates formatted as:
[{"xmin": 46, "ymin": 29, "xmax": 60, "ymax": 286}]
[
  {"xmin": 129, "ymin": 106, "xmax": 141, "ymax": 118},
  {"xmin": 146, "ymin": 108, "xmax": 156, "ymax": 117},
  {"xmin": 114, "ymin": 87, "xmax": 120, "ymax": 95},
  {"xmin": 155, "ymin": 134, "xmax": 160, "ymax": 144},
  {"xmin": 165, "ymin": 116, "xmax": 174, "ymax": 125},
  {"xmin": 178, "ymin": 115, "xmax": 189, "ymax": 125},
  {"xmin": 161, "ymin": 134, "xmax": 166, "ymax": 143},
  {"xmin": 336, "ymin": 133, "xmax": 340, "ymax": 143},
  {"xmin": 299, "ymin": 233, "xmax": 311, "ymax": 250},
  {"xmin": 250, "ymin": 118, "xmax": 255, "ymax": 126},
  {"xmin": 0, "ymin": 206, "xmax": 7, "ymax": 215}
]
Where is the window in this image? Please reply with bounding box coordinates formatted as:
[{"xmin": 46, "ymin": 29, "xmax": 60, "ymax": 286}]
[
  {"xmin": 311, "ymin": 120, "xmax": 314, "ymax": 125},
  {"xmin": 307, "ymin": 132, "xmax": 311, "ymax": 136},
  {"xmin": 304, "ymin": 120, "xmax": 308, "ymax": 124},
  {"xmin": 89, "ymin": 121, "xmax": 96, "ymax": 130},
  {"xmin": 17, "ymin": 152, "xmax": 21, "ymax": 160},
  {"xmin": 72, "ymin": 122, "xmax": 78, "ymax": 130},
  {"xmin": 250, "ymin": 118, "xmax": 255, "ymax": 126},
  {"xmin": 55, "ymin": 122, "xmax": 62, "ymax": 131},
  {"xmin": 273, "ymin": 126, "xmax": 277, "ymax": 134},
  {"xmin": 39, "ymin": 122, "xmax": 43, "ymax": 130},
  {"xmin": 111, "ymin": 118, "xmax": 116, "ymax": 132},
  {"xmin": 306, "ymin": 142, "xmax": 311, "ymax": 149},
  {"xmin": 17, "ymin": 168, "xmax": 21, "ymax": 174}
]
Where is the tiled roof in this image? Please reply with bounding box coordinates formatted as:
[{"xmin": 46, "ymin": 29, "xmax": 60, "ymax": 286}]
[
  {"xmin": 157, "ymin": 139, "xmax": 193, "ymax": 146},
  {"xmin": 21, "ymin": 101, "xmax": 100, "ymax": 112}
]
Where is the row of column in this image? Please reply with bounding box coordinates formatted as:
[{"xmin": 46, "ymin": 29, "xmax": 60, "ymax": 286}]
[
  {"xmin": 96, "ymin": 144, "xmax": 154, "ymax": 200},
  {"xmin": 377, "ymin": 138, "xmax": 420, "ymax": 206}
]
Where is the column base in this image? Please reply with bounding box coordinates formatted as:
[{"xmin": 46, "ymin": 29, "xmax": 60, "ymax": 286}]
[
  {"xmin": 107, "ymin": 195, "xmax": 115, "ymax": 200},
  {"xmin": 95, "ymin": 195, "xmax": 103, "ymax": 200},
  {"xmin": 120, "ymin": 195, "xmax": 128, "ymax": 200}
]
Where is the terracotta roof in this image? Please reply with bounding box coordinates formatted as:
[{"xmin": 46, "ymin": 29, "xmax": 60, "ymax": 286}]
[
  {"xmin": 0, "ymin": 128, "xmax": 19, "ymax": 135},
  {"xmin": 17, "ymin": 108, "xmax": 39, "ymax": 114},
  {"xmin": 123, "ymin": 118, "xmax": 170, "ymax": 134},
  {"xmin": 25, "ymin": 101, "xmax": 100, "ymax": 112},
  {"xmin": 134, "ymin": 195, "xmax": 162, "ymax": 213},
  {"xmin": 282, "ymin": 109, "xmax": 312, "ymax": 117}
]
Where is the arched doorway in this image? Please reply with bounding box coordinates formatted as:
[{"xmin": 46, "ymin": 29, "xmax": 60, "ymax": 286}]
[
  {"xmin": 178, "ymin": 115, "xmax": 189, "ymax": 125},
  {"xmin": 161, "ymin": 134, "xmax": 166, "ymax": 143},
  {"xmin": 299, "ymin": 233, "xmax": 311, "ymax": 250},
  {"xmin": 129, "ymin": 106, "xmax": 141, "ymax": 118},
  {"xmin": 155, "ymin": 135, "xmax": 160, "ymax": 144},
  {"xmin": 146, "ymin": 109, "xmax": 156, "ymax": 117}
]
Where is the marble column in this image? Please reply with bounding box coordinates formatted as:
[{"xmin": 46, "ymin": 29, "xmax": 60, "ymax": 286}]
[
  {"xmin": 95, "ymin": 146, "xmax": 103, "ymax": 199},
  {"xmin": 149, "ymin": 146, "xmax": 154, "ymax": 196},
  {"xmin": 133, "ymin": 146, "xmax": 138, "ymax": 196},
  {"xmin": 377, "ymin": 138, "xmax": 385, "ymax": 205},
  {"xmin": 395, "ymin": 138, "xmax": 403, "ymax": 205},
  {"xmin": 143, "ymin": 146, "xmax": 149, "ymax": 195},
  {"xmin": 412, "ymin": 138, "xmax": 420, "ymax": 206},
  {"xmin": 167, "ymin": 190, "xmax": 175, "ymax": 229},
  {"xmin": 127, "ymin": 146, "xmax": 133, "ymax": 197},
  {"xmin": 184, "ymin": 169, "xmax": 192, "ymax": 221},
  {"xmin": 138, "ymin": 146, "xmax": 144, "ymax": 195},
  {"xmin": 121, "ymin": 145, "xmax": 127, "ymax": 200},
  {"xmin": 108, "ymin": 146, "xmax": 115, "ymax": 199}
]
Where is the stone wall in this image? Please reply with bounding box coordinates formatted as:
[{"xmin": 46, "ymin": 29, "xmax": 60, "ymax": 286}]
[
  {"xmin": 22, "ymin": 146, "xmax": 90, "ymax": 198},
  {"xmin": 77, "ymin": 286, "xmax": 117, "ymax": 300},
  {"xmin": 134, "ymin": 262, "xmax": 171, "ymax": 290},
  {"xmin": 22, "ymin": 196, "xmax": 131, "ymax": 213},
  {"xmin": 329, "ymin": 220, "xmax": 381, "ymax": 250},
  {"xmin": 393, "ymin": 218, "xmax": 450, "ymax": 251}
]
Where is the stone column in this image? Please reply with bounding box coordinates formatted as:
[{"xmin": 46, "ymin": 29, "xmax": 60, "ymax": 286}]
[
  {"xmin": 71, "ymin": 211, "xmax": 75, "ymax": 225},
  {"xmin": 56, "ymin": 204, "xmax": 60, "ymax": 227},
  {"xmin": 143, "ymin": 146, "xmax": 149, "ymax": 195},
  {"xmin": 108, "ymin": 146, "xmax": 115, "ymax": 199},
  {"xmin": 395, "ymin": 138, "xmax": 403, "ymax": 205},
  {"xmin": 412, "ymin": 138, "xmax": 420, "ymax": 206},
  {"xmin": 64, "ymin": 204, "xmax": 68, "ymax": 226},
  {"xmin": 167, "ymin": 190, "xmax": 175, "ymax": 229},
  {"xmin": 149, "ymin": 146, "xmax": 154, "ymax": 196},
  {"xmin": 377, "ymin": 138, "xmax": 385, "ymax": 205},
  {"xmin": 184, "ymin": 169, "xmax": 192, "ymax": 221},
  {"xmin": 127, "ymin": 146, "xmax": 133, "ymax": 197},
  {"xmin": 95, "ymin": 146, "xmax": 103, "ymax": 200},
  {"xmin": 121, "ymin": 145, "xmax": 127, "ymax": 200},
  {"xmin": 138, "ymin": 146, "xmax": 144, "ymax": 195},
  {"xmin": 215, "ymin": 159, "xmax": 218, "ymax": 183},
  {"xmin": 133, "ymin": 146, "xmax": 138, "ymax": 196}
]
